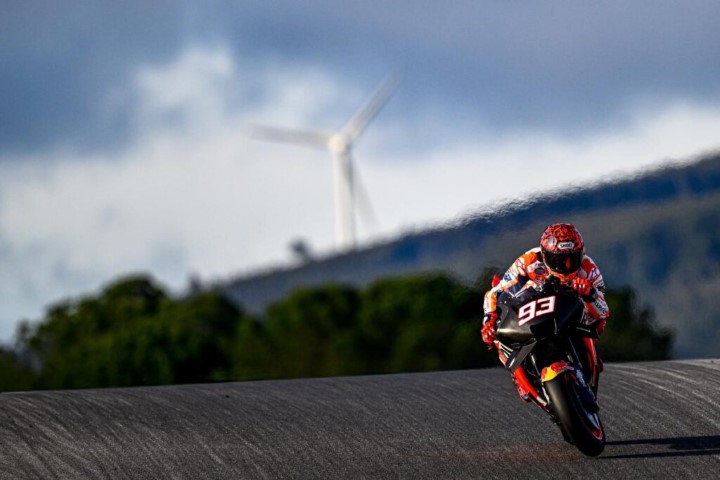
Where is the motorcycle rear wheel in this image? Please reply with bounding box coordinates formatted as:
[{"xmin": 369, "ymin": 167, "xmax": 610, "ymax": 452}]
[{"xmin": 545, "ymin": 372, "xmax": 605, "ymax": 457}]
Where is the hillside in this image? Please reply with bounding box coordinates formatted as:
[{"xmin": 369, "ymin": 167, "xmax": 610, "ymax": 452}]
[{"xmin": 219, "ymin": 153, "xmax": 720, "ymax": 358}]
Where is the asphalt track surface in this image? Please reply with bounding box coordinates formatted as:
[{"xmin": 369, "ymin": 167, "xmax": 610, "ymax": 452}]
[{"xmin": 1, "ymin": 360, "xmax": 720, "ymax": 479}]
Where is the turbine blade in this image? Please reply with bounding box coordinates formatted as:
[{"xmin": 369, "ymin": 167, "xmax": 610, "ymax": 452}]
[
  {"xmin": 348, "ymin": 155, "xmax": 380, "ymax": 235},
  {"xmin": 342, "ymin": 73, "xmax": 400, "ymax": 143},
  {"xmin": 248, "ymin": 124, "xmax": 332, "ymax": 150}
]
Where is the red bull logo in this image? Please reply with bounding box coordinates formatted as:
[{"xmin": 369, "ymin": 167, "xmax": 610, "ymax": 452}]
[{"xmin": 541, "ymin": 361, "xmax": 574, "ymax": 382}]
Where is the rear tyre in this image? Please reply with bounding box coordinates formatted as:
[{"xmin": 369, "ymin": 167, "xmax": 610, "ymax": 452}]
[{"xmin": 545, "ymin": 372, "xmax": 605, "ymax": 457}]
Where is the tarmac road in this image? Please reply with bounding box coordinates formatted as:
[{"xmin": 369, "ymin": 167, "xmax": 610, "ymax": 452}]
[{"xmin": 1, "ymin": 359, "xmax": 719, "ymax": 479}]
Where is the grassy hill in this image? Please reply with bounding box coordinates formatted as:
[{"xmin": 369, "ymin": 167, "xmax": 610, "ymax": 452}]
[{"xmin": 219, "ymin": 152, "xmax": 720, "ymax": 358}]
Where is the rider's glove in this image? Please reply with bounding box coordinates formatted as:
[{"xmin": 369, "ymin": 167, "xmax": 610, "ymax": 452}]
[
  {"xmin": 481, "ymin": 312, "xmax": 499, "ymax": 345},
  {"xmin": 571, "ymin": 277, "xmax": 598, "ymax": 302}
]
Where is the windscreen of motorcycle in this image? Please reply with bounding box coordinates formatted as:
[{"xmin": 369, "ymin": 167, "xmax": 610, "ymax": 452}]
[{"xmin": 497, "ymin": 290, "xmax": 584, "ymax": 343}]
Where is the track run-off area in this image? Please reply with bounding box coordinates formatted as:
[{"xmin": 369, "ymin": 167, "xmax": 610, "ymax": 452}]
[{"xmin": 1, "ymin": 359, "xmax": 719, "ymax": 479}]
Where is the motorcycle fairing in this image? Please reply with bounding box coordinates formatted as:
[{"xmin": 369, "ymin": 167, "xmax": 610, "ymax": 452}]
[
  {"xmin": 502, "ymin": 339, "xmax": 537, "ymax": 373},
  {"xmin": 496, "ymin": 290, "xmax": 584, "ymax": 344}
]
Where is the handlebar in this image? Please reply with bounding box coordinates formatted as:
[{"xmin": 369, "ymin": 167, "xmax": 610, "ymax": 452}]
[{"xmin": 539, "ymin": 274, "xmax": 575, "ymax": 294}]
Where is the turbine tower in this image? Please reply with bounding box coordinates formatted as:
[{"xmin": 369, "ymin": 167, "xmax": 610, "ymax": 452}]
[{"xmin": 250, "ymin": 74, "xmax": 400, "ymax": 251}]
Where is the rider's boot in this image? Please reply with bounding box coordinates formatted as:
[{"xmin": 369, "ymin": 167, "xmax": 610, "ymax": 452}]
[
  {"xmin": 512, "ymin": 376, "xmax": 531, "ymax": 403},
  {"xmin": 510, "ymin": 366, "xmax": 536, "ymax": 403}
]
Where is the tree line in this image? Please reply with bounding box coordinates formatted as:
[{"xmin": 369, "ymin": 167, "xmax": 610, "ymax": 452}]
[{"xmin": 0, "ymin": 271, "xmax": 674, "ymax": 391}]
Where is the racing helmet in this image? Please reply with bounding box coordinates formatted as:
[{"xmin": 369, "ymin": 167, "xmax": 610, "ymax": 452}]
[{"xmin": 540, "ymin": 223, "xmax": 584, "ymax": 278}]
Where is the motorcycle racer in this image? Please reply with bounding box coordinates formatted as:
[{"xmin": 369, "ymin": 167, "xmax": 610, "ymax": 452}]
[{"xmin": 481, "ymin": 223, "xmax": 610, "ymax": 402}]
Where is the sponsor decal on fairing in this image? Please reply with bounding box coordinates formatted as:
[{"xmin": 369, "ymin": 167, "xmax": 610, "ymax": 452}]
[{"xmin": 540, "ymin": 362, "xmax": 574, "ymax": 382}]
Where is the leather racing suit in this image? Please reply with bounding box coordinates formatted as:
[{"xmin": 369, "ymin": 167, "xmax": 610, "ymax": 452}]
[{"xmin": 484, "ymin": 247, "xmax": 610, "ymax": 322}]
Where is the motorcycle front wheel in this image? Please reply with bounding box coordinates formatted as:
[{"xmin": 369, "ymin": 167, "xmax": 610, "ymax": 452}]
[{"xmin": 545, "ymin": 372, "xmax": 605, "ymax": 457}]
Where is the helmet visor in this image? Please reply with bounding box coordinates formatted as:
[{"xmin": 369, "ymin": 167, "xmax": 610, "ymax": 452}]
[{"xmin": 543, "ymin": 250, "xmax": 583, "ymax": 275}]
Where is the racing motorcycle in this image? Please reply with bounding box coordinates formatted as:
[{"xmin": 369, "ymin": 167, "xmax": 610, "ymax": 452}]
[{"xmin": 493, "ymin": 274, "xmax": 605, "ymax": 456}]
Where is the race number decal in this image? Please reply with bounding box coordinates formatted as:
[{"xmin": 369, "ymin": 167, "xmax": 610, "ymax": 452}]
[{"xmin": 518, "ymin": 296, "xmax": 556, "ymax": 326}]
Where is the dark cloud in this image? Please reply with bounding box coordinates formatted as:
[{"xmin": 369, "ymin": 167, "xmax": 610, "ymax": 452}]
[
  {"xmin": 3, "ymin": 1, "xmax": 720, "ymax": 156},
  {"xmin": 0, "ymin": 1, "xmax": 186, "ymax": 155}
]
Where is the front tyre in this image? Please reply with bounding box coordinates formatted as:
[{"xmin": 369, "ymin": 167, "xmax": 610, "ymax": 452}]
[{"xmin": 545, "ymin": 372, "xmax": 605, "ymax": 457}]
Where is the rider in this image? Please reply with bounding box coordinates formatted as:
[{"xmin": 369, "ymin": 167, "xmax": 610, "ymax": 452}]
[{"xmin": 481, "ymin": 223, "xmax": 610, "ymax": 402}]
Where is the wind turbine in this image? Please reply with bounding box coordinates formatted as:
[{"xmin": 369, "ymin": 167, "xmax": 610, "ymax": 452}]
[{"xmin": 250, "ymin": 74, "xmax": 400, "ymax": 251}]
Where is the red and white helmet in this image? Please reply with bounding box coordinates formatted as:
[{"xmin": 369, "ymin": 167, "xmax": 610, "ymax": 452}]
[{"xmin": 540, "ymin": 223, "xmax": 584, "ymax": 278}]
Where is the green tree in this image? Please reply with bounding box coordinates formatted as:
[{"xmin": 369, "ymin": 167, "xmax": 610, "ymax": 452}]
[
  {"xmin": 599, "ymin": 286, "xmax": 674, "ymax": 361},
  {"xmin": 257, "ymin": 284, "xmax": 362, "ymax": 378},
  {"xmin": 16, "ymin": 275, "xmax": 245, "ymax": 390},
  {"xmin": 231, "ymin": 316, "xmax": 272, "ymax": 380},
  {"xmin": 1, "ymin": 269, "xmax": 674, "ymax": 392},
  {"xmin": 0, "ymin": 345, "xmax": 34, "ymax": 391},
  {"xmin": 161, "ymin": 291, "xmax": 240, "ymax": 383},
  {"xmin": 24, "ymin": 275, "xmax": 169, "ymax": 389},
  {"xmin": 359, "ymin": 273, "xmax": 490, "ymax": 374}
]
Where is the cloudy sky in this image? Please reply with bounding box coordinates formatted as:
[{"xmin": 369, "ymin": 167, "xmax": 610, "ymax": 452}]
[{"xmin": 2, "ymin": 1, "xmax": 720, "ymax": 340}]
